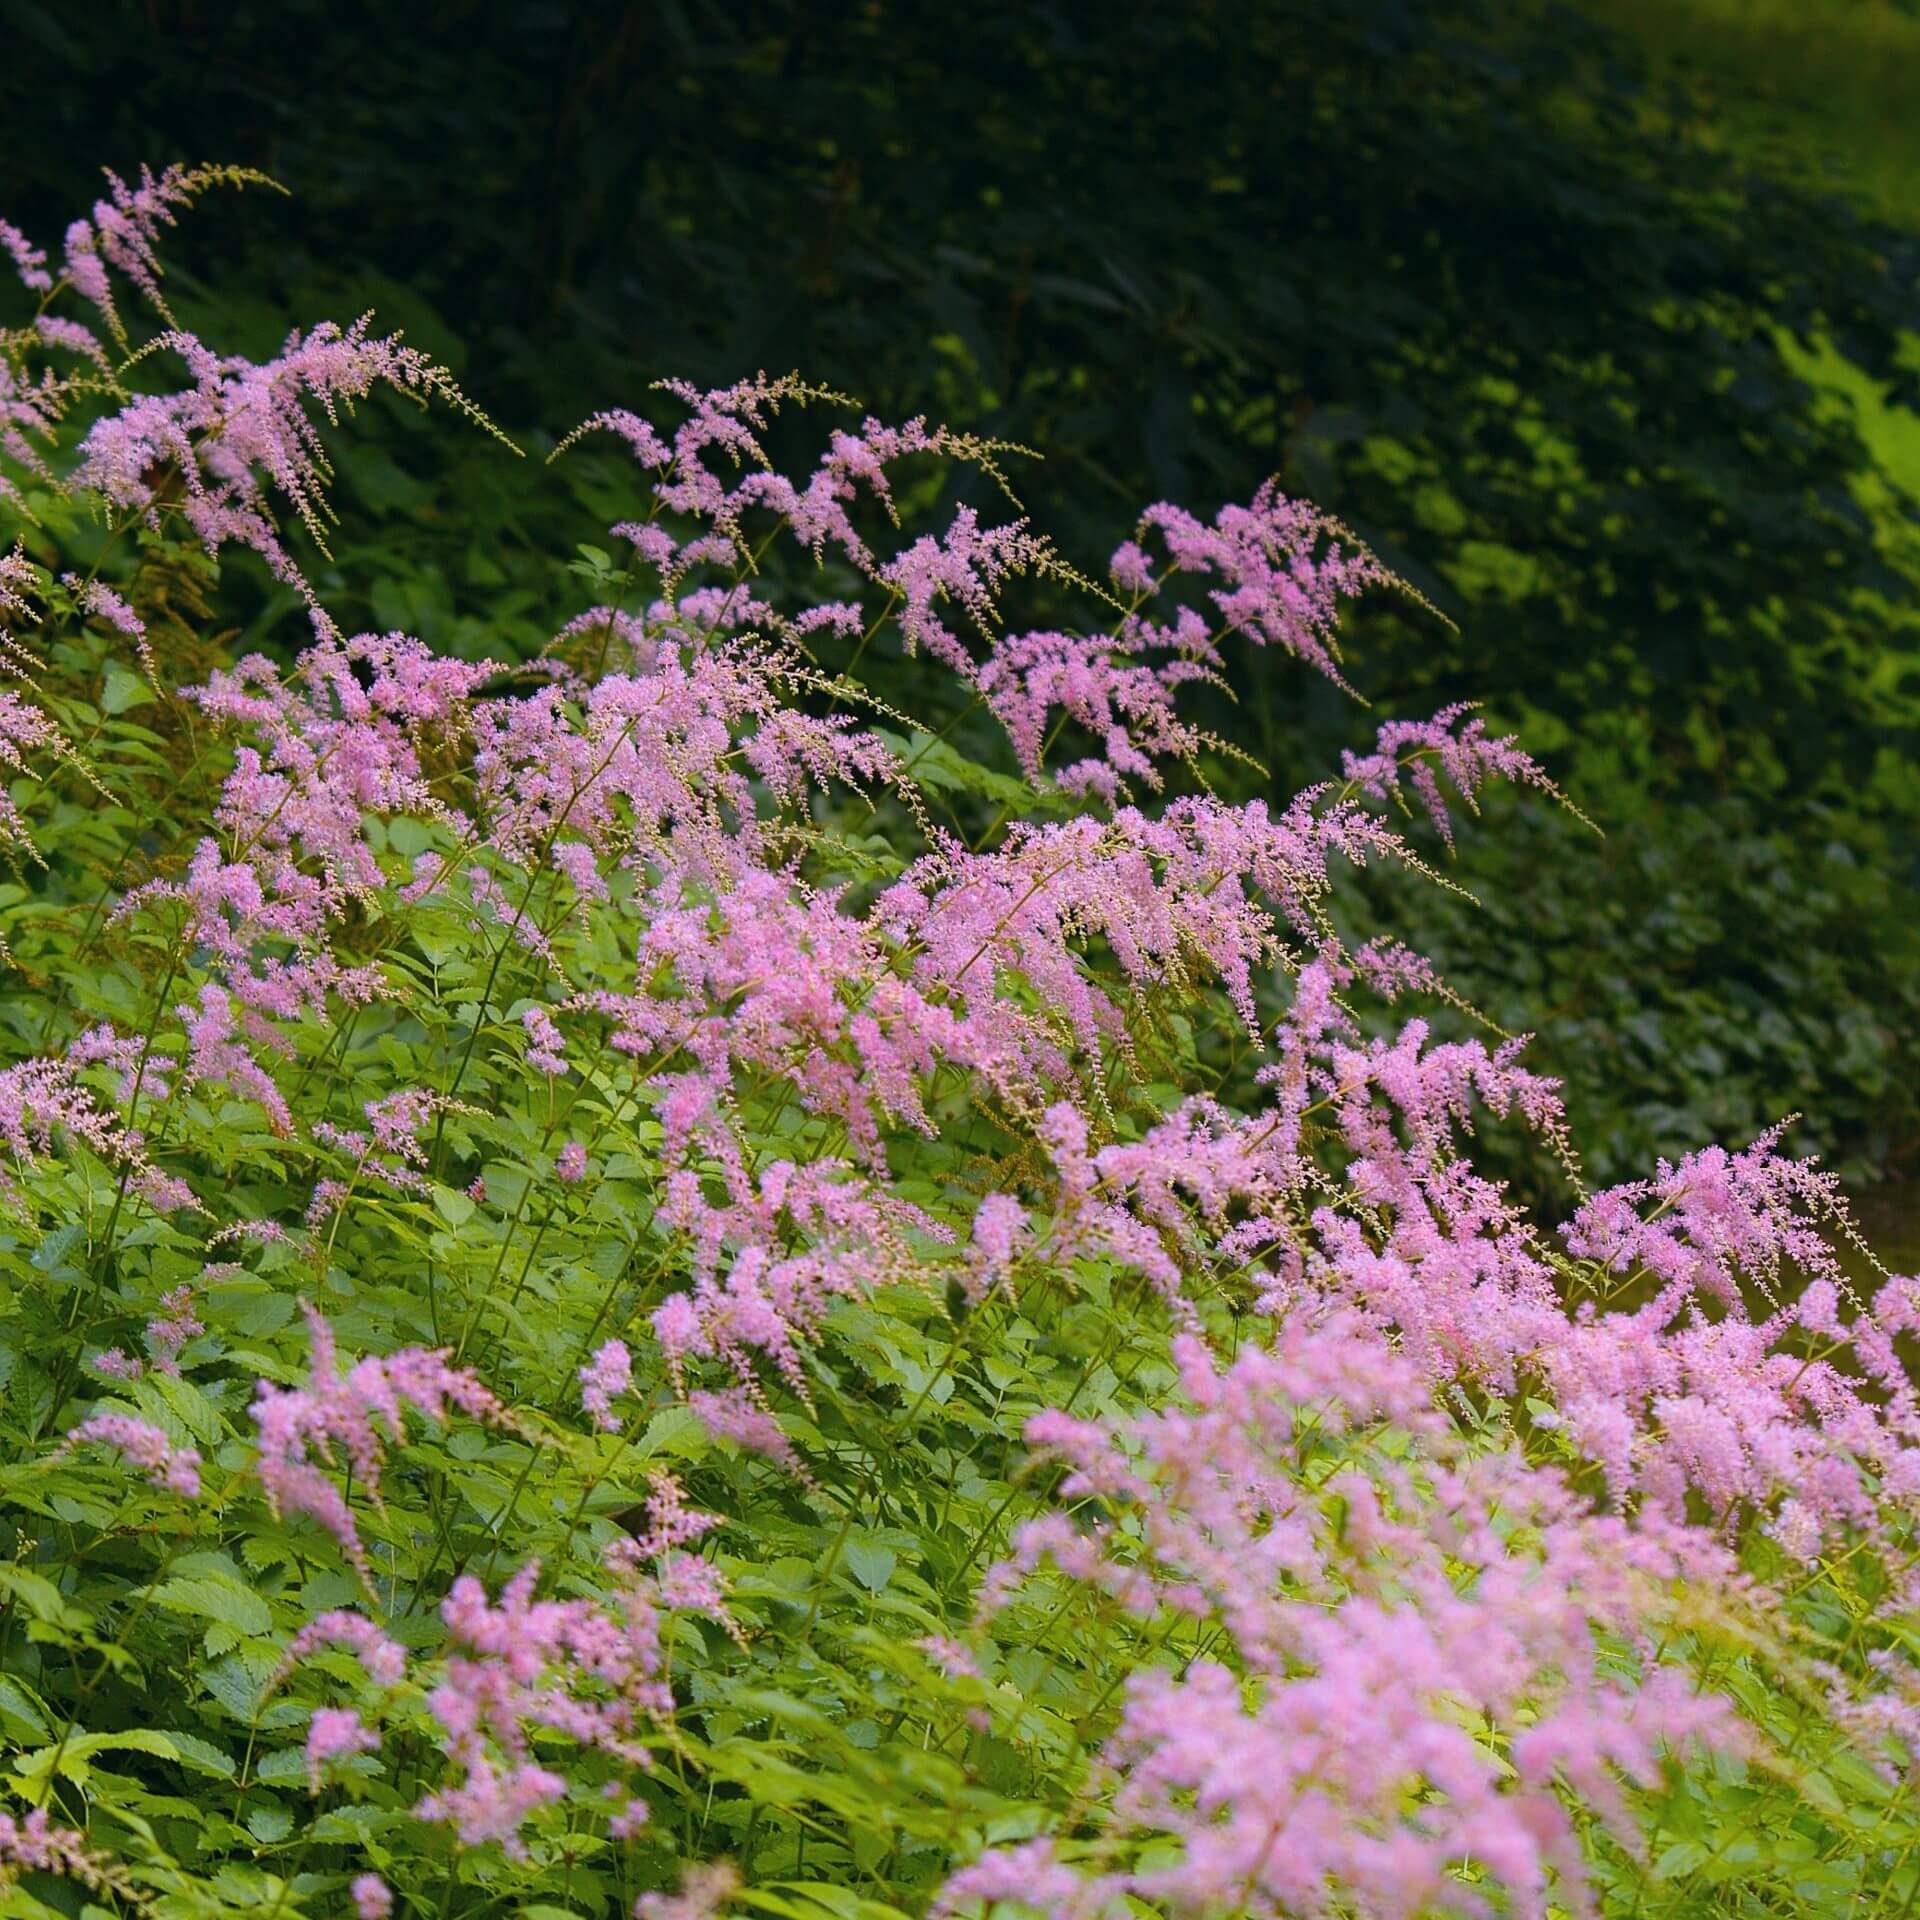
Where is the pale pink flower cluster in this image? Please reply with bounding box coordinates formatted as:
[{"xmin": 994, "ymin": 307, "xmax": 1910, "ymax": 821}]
[
  {"xmin": 649, "ymin": 1158, "xmax": 941, "ymax": 1396},
  {"xmin": 963, "ymin": 1193, "xmax": 1028, "ymax": 1304},
  {"xmin": 350, "ymin": 1874, "xmax": 392, "ymax": 1920},
  {"xmin": 0, "ymin": 1806, "xmax": 119, "ymax": 1892},
  {"xmin": 970, "ymin": 486, "xmax": 1398, "ymax": 802},
  {"xmin": 962, "ymin": 1317, "xmax": 1733, "ymax": 1919},
  {"xmin": 0, "ymin": 544, "xmax": 40, "ymax": 621},
  {"xmin": 64, "ymin": 575, "xmax": 155, "ymax": 675},
  {"xmin": 73, "ymin": 316, "xmax": 500, "ymax": 634},
  {"xmin": 579, "ymin": 1337, "xmax": 632, "ymax": 1430},
  {"xmin": 63, "ymin": 1411, "xmax": 202, "ymax": 1496},
  {"xmin": 1007, "ymin": 932, "xmax": 1919, "ymax": 1560},
  {"xmin": 0, "ymin": 368, "xmax": 61, "ymax": 513},
  {"xmin": 114, "ymin": 630, "xmax": 473, "ymax": 1041},
  {"xmin": 636, "ymin": 1861, "xmax": 740, "ymax": 1920},
  {"xmin": 251, "ymin": 1303, "xmax": 506, "ymax": 1583},
  {"xmin": 178, "ymin": 984, "xmax": 296, "ymax": 1137},
  {"xmin": 687, "ymin": 1384, "xmax": 804, "ymax": 1476},
  {"xmin": 280, "ymin": 1608, "xmax": 409, "ymax": 1688},
  {"xmin": 523, "ymin": 1004, "xmax": 569, "ymax": 1075},
  {"xmin": 979, "ymin": 622, "xmax": 1210, "ymax": 802},
  {"xmin": 1130, "ymin": 481, "xmax": 1394, "ymax": 689},
  {"xmin": 1539, "ymin": 1132, "xmax": 1920, "ymax": 1552},
  {"xmin": 1341, "ymin": 700, "xmax": 1576, "ymax": 847},
  {"xmin": 573, "ymin": 375, "xmax": 1416, "ymax": 811},
  {"xmin": 304, "ymin": 1705, "xmax": 380, "ymax": 1793},
  {"xmin": 310, "ymin": 1087, "xmax": 449, "ymax": 1212},
  {"xmin": 145, "ymin": 1284, "xmax": 204, "ymax": 1371},
  {"xmin": 54, "ymin": 165, "xmax": 259, "ymax": 340},
  {"xmin": 919, "ymin": 1635, "xmax": 981, "ymax": 1682},
  {"xmin": 0, "ymin": 688, "xmax": 68, "ymax": 864},
  {"xmin": 92, "ymin": 1280, "xmax": 203, "ymax": 1381},
  {"xmin": 416, "ymin": 1475, "xmax": 727, "ymax": 1856}
]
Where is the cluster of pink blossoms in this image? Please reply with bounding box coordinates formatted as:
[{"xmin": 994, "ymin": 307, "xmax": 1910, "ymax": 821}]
[
  {"xmin": 959, "ymin": 1317, "xmax": 1734, "ymax": 1919},
  {"xmin": 0, "ymin": 1806, "xmax": 123, "ymax": 1894},
  {"xmin": 416, "ymin": 1474, "xmax": 731, "ymax": 1854},
  {"xmin": 579, "ymin": 1337, "xmax": 633, "ymax": 1430},
  {"xmin": 93, "ymin": 1281, "xmax": 202, "ymax": 1380},
  {"xmin": 61, "ymin": 1411, "xmax": 201, "ymax": 1496},
  {"xmin": 73, "ymin": 318, "xmax": 504, "ymax": 636},
  {"xmin": 251, "ymin": 1303, "xmax": 506, "ymax": 1584},
  {"xmin": 0, "ymin": 1053, "xmax": 189, "ymax": 1211}
]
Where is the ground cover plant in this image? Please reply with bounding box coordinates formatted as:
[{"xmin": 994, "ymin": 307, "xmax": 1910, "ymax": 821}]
[{"xmin": 7, "ymin": 165, "xmax": 1920, "ymax": 1920}]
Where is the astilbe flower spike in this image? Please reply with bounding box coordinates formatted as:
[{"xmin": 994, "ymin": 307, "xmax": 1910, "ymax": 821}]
[
  {"xmin": 1127, "ymin": 481, "xmax": 1400, "ymax": 692},
  {"xmin": 153, "ymin": 1283, "xmax": 203, "ymax": 1357},
  {"xmin": 636, "ymin": 1862, "xmax": 741, "ymax": 1920},
  {"xmin": 579, "ymin": 1338, "xmax": 632, "ymax": 1431},
  {"xmin": 1341, "ymin": 701, "xmax": 1593, "ymax": 847},
  {"xmin": 54, "ymin": 163, "xmax": 281, "ymax": 345},
  {"xmin": 250, "ymin": 1303, "xmax": 508, "ymax": 1585},
  {"xmin": 61, "ymin": 1411, "xmax": 202, "ymax": 1496},
  {"xmin": 0, "ymin": 1807, "xmax": 129, "ymax": 1895},
  {"xmin": 304, "ymin": 1706, "xmax": 380, "ymax": 1793},
  {"xmin": 278, "ymin": 1609, "xmax": 409, "ymax": 1688},
  {"xmin": 64, "ymin": 575, "xmax": 155, "ymax": 676},
  {"xmin": 73, "ymin": 317, "xmax": 514, "ymax": 634},
  {"xmin": 416, "ymin": 1475, "xmax": 729, "ymax": 1856},
  {"xmin": 351, "ymin": 1874, "xmax": 393, "ymax": 1920}
]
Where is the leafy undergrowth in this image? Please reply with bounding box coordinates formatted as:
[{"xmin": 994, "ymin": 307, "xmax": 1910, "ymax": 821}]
[{"xmin": 5, "ymin": 166, "xmax": 1920, "ymax": 1920}]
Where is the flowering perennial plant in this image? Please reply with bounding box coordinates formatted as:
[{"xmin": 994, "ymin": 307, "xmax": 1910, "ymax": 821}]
[{"xmin": 0, "ymin": 166, "xmax": 1915, "ymax": 1920}]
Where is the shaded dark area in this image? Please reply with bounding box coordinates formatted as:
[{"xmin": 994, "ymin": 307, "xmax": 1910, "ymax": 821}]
[{"xmin": 9, "ymin": 0, "xmax": 1920, "ymax": 1181}]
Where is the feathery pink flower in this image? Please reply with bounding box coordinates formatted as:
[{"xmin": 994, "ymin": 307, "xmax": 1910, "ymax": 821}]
[
  {"xmin": 304, "ymin": 1707, "xmax": 379, "ymax": 1793},
  {"xmin": 251, "ymin": 1303, "xmax": 506, "ymax": 1584},
  {"xmin": 350, "ymin": 1874, "xmax": 392, "ymax": 1920},
  {"xmin": 0, "ymin": 1808, "xmax": 118, "ymax": 1892},
  {"xmin": 281, "ymin": 1609, "xmax": 408, "ymax": 1688},
  {"xmin": 417, "ymin": 1478, "xmax": 726, "ymax": 1856},
  {"xmin": 636, "ymin": 1862, "xmax": 740, "ymax": 1920},
  {"xmin": 579, "ymin": 1339, "xmax": 632, "ymax": 1431},
  {"xmin": 64, "ymin": 1412, "xmax": 201, "ymax": 1496},
  {"xmin": 962, "ymin": 1316, "xmax": 1733, "ymax": 1920}
]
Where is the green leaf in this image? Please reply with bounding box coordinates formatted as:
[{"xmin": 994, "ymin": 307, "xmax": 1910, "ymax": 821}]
[
  {"xmin": 101, "ymin": 666, "xmax": 156, "ymax": 714},
  {"xmin": 30, "ymin": 1224, "xmax": 84, "ymax": 1274},
  {"xmin": 433, "ymin": 1183, "xmax": 476, "ymax": 1228},
  {"xmin": 0, "ymin": 1675, "xmax": 51, "ymax": 1741},
  {"xmin": 0, "ymin": 1566, "xmax": 90, "ymax": 1630},
  {"xmin": 167, "ymin": 1730, "xmax": 240, "ymax": 1779},
  {"xmin": 11, "ymin": 1727, "xmax": 234, "ymax": 1792},
  {"xmin": 746, "ymin": 1884, "xmax": 916, "ymax": 1920},
  {"xmin": 152, "ymin": 1575, "xmax": 273, "ymax": 1639},
  {"xmin": 637, "ymin": 1404, "xmax": 709, "ymax": 1460},
  {"xmin": 843, "ymin": 1541, "xmax": 897, "ymax": 1594},
  {"xmin": 245, "ymin": 1801, "xmax": 294, "ymax": 1843}
]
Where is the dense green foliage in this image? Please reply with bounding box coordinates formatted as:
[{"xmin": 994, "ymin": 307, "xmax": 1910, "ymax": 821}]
[{"xmin": 6, "ymin": 0, "xmax": 1918, "ymax": 1183}]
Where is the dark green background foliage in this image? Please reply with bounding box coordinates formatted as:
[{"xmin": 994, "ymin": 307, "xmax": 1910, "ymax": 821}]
[{"xmin": 8, "ymin": 0, "xmax": 1919, "ymax": 1183}]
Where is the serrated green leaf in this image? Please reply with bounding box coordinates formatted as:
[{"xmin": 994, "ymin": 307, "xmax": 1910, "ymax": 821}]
[{"xmin": 151, "ymin": 1575, "xmax": 273, "ymax": 1639}]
